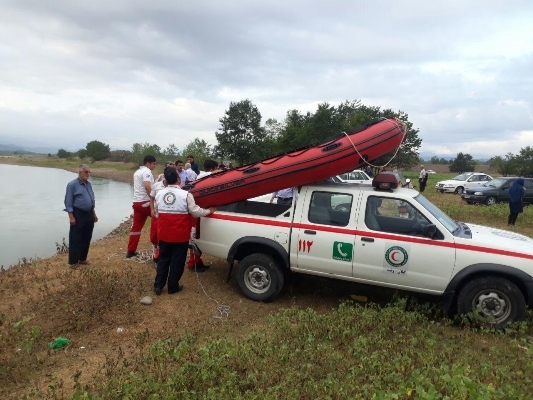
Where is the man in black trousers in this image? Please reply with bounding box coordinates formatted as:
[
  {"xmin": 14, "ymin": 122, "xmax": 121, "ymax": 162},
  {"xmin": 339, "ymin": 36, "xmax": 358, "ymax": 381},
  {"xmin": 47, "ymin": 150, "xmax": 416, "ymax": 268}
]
[{"xmin": 64, "ymin": 164, "xmax": 98, "ymax": 267}]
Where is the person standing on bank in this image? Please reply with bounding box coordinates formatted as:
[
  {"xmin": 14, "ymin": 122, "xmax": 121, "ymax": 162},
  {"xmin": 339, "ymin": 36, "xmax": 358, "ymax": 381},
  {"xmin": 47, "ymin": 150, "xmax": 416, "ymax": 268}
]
[
  {"xmin": 175, "ymin": 160, "xmax": 188, "ymax": 187},
  {"xmin": 508, "ymin": 178, "xmax": 526, "ymax": 227},
  {"xmin": 153, "ymin": 167, "xmax": 216, "ymax": 295},
  {"xmin": 418, "ymin": 165, "xmax": 428, "ymax": 192},
  {"xmin": 187, "ymin": 155, "xmax": 200, "ymax": 175},
  {"xmin": 64, "ymin": 164, "xmax": 98, "ymax": 267},
  {"xmin": 127, "ymin": 155, "xmax": 157, "ymax": 258}
]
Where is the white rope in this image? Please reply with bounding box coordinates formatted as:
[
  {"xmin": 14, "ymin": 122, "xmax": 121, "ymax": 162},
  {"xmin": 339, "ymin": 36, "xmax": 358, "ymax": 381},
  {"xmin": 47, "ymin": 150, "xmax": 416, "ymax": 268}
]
[
  {"xmin": 342, "ymin": 118, "xmax": 407, "ymax": 169},
  {"xmin": 108, "ymin": 248, "xmax": 156, "ymax": 265},
  {"xmin": 190, "ymin": 261, "xmax": 231, "ymax": 320}
]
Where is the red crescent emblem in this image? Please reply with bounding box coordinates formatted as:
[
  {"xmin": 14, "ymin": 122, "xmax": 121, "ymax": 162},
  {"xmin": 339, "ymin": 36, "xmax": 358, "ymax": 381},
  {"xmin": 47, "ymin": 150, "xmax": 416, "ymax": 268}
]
[{"xmin": 391, "ymin": 251, "xmax": 399, "ymax": 261}]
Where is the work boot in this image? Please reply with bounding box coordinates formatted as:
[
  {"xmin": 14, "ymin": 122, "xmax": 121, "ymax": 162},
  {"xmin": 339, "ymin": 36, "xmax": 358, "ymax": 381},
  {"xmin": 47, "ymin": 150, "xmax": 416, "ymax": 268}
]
[{"xmin": 126, "ymin": 251, "xmax": 138, "ymax": 258}]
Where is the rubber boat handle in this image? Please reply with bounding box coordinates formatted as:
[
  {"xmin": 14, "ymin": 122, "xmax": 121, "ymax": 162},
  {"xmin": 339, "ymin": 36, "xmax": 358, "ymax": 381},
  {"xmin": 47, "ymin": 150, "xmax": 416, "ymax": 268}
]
[{"xmin": 304, "ymin": 230, "xmax": 316, "ymax": 235}]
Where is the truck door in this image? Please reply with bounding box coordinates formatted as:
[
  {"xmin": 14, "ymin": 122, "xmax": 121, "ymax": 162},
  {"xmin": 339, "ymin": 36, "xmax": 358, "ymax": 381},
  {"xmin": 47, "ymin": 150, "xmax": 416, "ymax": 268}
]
[
  {"xmin": 352, "ymin": 193, "xmax": 456, "ymax": 292},
  {"xmin": 291, "ymin": 190, "xmax": 358, "ymax": 278}
]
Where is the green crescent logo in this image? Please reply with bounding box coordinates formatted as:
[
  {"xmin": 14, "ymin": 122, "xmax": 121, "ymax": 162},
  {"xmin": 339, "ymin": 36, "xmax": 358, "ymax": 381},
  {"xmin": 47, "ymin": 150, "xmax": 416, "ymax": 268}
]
[
  {"xmin": 385, "ymin": 246, "xmax": 408, "ymax": 267},
  {"xmin": 163, "ymin": 192, "xmax": 176, "ymax": 205}
]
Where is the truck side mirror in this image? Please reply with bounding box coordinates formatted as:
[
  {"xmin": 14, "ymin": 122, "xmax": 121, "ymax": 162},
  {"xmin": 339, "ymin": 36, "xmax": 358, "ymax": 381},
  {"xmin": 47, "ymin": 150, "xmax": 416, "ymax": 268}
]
[{"xmin": 424, "ymin": 224, "xmax": 437, "ymax": 238}]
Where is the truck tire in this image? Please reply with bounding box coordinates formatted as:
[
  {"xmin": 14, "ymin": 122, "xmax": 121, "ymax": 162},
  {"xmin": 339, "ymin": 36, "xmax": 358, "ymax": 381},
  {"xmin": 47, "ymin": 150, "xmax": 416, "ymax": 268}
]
[
  {"xmin": 457, "ymin": 276, "xmax": 526, "ymax": 329},
  {"xmin": 237, "ymin": 253, "xmax": 284, "ymax": 302}
]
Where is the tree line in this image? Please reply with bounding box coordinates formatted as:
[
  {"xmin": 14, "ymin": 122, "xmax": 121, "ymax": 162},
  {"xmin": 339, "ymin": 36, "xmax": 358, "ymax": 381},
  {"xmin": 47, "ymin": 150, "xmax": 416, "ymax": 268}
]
[
  {"xmin": 56, "ymin": 98, "xmax": 531, "ymax": 177},
  {"xmin": 419, "ymin": 150, "xmax": 533, "ymax": 176},
  {"xmin": 56, "ymin": 98, "xmax": 423, "ymax": 170}
]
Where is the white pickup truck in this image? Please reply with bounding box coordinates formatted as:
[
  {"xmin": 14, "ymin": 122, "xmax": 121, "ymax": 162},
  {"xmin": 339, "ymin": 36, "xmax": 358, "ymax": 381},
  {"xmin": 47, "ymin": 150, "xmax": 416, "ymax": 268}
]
[{"xmin": 195, "ymin": 172, "xmax": 533, "ymax": 328}]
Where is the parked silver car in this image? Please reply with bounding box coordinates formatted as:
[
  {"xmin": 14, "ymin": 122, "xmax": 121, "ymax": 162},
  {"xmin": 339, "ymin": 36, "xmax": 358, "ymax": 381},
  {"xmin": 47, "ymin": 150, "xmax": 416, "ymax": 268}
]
[{"xmin": 435, "ymin": 172, "xmax": 493, "ymax": 194}]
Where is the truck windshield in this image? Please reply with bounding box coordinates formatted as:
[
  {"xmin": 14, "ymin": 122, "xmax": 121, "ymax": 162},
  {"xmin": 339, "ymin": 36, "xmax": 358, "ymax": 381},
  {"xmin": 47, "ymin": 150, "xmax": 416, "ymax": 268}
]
[{"xmin": 414, "ymin": 194, "xmax": 459, "ymax": 233}]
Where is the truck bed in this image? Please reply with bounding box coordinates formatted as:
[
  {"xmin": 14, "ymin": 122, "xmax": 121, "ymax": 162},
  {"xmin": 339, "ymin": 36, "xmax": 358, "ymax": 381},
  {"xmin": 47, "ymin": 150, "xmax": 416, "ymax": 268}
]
[{"xmin": 217, "ymin": 200, "xmax": 292, "ymax": 217}]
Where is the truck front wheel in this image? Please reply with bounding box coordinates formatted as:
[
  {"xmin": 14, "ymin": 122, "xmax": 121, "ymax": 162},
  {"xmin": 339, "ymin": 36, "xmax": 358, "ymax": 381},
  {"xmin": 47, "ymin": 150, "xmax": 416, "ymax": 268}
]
[
  {"xmin": 457, "ymin": 277, "xmax": 526, "ymax": 329},
  {"xmin": 237, "ymin": 254, "xmax": 284, "ymax": 302}
]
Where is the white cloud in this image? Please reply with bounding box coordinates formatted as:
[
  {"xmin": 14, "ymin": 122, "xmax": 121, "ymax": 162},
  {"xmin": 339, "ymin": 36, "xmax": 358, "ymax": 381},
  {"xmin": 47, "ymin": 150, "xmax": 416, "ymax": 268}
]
[{"xmin": 0, "ymin": 0, "xmax": 532, "ymax": 158}]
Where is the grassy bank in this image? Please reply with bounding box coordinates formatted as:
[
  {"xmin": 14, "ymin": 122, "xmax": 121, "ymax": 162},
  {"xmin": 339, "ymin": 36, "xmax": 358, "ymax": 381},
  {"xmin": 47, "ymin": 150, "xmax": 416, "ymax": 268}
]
[
  {"xmin": 1, "ymin": 159, "xmax": 533, "ymax": 398},
  {"xmin": 0, "ymin": 154, "xmax": 167, "ymax": 185}
]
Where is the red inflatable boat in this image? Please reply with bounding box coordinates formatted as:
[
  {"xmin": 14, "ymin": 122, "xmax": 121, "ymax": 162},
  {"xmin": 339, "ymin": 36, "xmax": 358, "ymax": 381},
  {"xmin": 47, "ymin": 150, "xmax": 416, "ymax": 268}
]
[{"xmin": 185, "ymin": 118, "xmax": 406, "ymax": 207}]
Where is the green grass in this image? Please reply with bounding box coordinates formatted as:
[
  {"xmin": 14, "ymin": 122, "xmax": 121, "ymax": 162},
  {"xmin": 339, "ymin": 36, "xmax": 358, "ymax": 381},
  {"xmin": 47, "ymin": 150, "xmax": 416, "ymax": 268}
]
[
  {"xmin": 4, "ymin": 155, "xmax": 136, "ymax": 172},
  {"xmin": 55, "ymin": 302, "xmax": 533, "ymax": 399}
]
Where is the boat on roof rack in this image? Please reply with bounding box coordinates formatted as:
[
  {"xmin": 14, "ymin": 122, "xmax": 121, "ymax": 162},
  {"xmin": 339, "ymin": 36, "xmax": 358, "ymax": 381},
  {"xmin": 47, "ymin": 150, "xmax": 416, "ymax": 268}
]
[{"xmin": 184, "ymin": 118, "xmax": 407, "ymax": 207}]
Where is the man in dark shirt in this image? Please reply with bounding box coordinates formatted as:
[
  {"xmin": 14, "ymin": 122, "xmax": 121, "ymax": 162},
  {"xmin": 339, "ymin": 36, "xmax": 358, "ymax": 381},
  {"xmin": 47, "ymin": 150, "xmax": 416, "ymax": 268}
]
[
  {"xmin": 64, "ymin": 164, "xmax": 98, "ymax": 267},
  {"xmin": 187, "ymin": 155, "xmax": 200, "ymax": 175}
]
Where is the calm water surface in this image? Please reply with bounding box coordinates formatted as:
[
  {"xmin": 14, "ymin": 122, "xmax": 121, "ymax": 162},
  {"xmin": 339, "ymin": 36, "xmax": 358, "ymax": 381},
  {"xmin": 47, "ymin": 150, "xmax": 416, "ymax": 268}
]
[{"xmin": 0, "ymin": 164, "xmax": 133, "ymax": 268}]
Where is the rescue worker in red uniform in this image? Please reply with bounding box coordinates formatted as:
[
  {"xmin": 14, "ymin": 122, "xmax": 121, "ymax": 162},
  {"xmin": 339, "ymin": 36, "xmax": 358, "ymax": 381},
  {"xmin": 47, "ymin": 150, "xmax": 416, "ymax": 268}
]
[
  {"xmin": 153, "ymin": 167, "xmax": 215, "ymax": 295},
  {"xmin": 127, "ymin": 155, "xmax": 157, "ymax": 258}
]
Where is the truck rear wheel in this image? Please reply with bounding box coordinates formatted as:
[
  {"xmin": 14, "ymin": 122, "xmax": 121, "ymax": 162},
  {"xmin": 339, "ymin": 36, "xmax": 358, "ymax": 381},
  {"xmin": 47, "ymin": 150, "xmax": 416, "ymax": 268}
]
[
  {"xmin": 237, "ymin": 254, "xmax": 284, "ymax": 302},
  {"xmin": 457, "ymin": 277, "xmax": 526, "ymax": 329}
]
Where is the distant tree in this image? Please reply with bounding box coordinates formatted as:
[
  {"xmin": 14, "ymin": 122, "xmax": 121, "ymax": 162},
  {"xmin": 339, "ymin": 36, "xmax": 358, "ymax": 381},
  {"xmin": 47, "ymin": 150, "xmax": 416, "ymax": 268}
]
[
  {"xmin": 131, "ymin": 143, "xmax": 162, "ymax": 166},
  {"xmin": 57, "ymin": 149, "xmax": 71, "ymax": 158},
  {"xmin": 76, "ymin": 148, "xmax": 88, "ymax": 159},
  {"xmin": 182, "ymin": 138, "xmax": 213, "ymax": 169},
  {"xmin": 86, "ymin": 140, "xmax": 110, "ymax": 161},
  {"xmin": 161, "ymin": 144, "xmax": 180, "ymax": 159},
  {"xmin": 439, "ymin": 157, "xmax": 449, "ymax": 164},
  {"xmin": 48, "ymin": 153, "xmax": 52, "ymax": 157},
  {"xmin": 107, "ymin": 150, "xmax": 132, "ymax": 162},
  {"xmin": 259, "ymin": 118, "xmax": 283, "ymax": 158},
  {"xmin": 215, "ymin": 99, "xmax": 266, "ymax": 165},
  {"xmin": 516, "ymin": 146, "xmax": 533, "ymax": 177},
  {"xmin": 430, "ymin": 156, "xmax": 440, "ymax": 164},
  {"xmin": 449, "ymin": 152, "xmax": 476, "ymax": 173}
]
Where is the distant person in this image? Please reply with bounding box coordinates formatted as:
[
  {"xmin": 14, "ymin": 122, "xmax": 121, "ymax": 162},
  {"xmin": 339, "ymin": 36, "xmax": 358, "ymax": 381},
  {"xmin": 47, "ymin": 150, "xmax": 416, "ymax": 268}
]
[
  {"xmin": 187, "ymin": 155, "xmax": 200, "ymax": 175},
  {"xmin": 270, "ymin": 187, "xmax": 298, "ymax": 205},
  {"xmin": 197, "ymin": 159, "xmax": 219, "ymax": 179},
  {"xmin": 508, "ymin": 178, "xmax": 526, "ymax": 226},
  {"xmin": 127, "ymin": 155, "xmax": 157, "ymax": 258},
  {"xmin": 418, "ymin": 165, "xmax": 427, "ymax": 192},
  {"xmin": 157, "ymin": 161, "xmax": 175, "ymax": 182},
  {"xmin": 153, "ymin": 167, "xmax": 215, "ymax": 295},
  {"xmin": 365, "ymin": 166, "xmax": 373, "ymax": 178},
  {"xmin": 174, "ymin": 160, "xmax": 188, "ymax": 187},
  {"xmin": 184, "ymin": 162, "xmax": 197, "ymax": 183},
  {"xmin": 64, "ymin": 164, "xmax": 98, "ymax": 267}
]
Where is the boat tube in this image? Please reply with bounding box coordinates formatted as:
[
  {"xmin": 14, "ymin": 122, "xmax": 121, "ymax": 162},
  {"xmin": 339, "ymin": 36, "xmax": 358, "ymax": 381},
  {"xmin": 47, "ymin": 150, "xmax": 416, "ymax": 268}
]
[{"xmin": 184, "ymin": 118, "xmax": 406, "ymax": 207}]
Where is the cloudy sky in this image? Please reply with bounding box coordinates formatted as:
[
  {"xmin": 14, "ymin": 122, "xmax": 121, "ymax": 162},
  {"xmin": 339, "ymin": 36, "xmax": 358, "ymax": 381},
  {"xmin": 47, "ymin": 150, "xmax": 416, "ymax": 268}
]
[{"xmin": 1, "ymin": 0, "xmax": 532, "ymax": 159}]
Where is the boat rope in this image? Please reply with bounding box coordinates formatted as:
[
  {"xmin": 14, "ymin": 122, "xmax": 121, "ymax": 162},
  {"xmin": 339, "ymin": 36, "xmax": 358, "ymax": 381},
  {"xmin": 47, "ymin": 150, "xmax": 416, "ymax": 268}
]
[
  {"xmin": 108, "ymin": 248, "xmax": 156, "ymax": 264},
  {"xmin": 342, "ymin": 118, "xmax": 407, "ymax": 169},
  {"xmin": 108, "ymin": 246, "xmax": 229, "ymax": 319},
  {"xmin": 192, "ymin": 266, "xmax": 231, "ymax": 320}
]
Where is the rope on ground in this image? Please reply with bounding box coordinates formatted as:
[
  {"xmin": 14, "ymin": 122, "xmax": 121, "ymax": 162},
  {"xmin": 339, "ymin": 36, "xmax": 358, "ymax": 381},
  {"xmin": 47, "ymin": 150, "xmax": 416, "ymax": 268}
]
[
  {"xmin": 108, "ymin": 248, "xmax": 155, "ymax": 265},
  {"xmin": 343, "ymin": 118, "xmax": 407, "ymax": 169},
  {"xmin": 191, "ymin": 260, "xmax": 230, "ymax": 321}
]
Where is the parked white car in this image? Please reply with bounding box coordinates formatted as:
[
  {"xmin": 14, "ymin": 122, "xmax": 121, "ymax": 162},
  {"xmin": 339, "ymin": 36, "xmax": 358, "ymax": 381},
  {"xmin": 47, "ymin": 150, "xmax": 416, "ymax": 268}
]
[
  {"xmin": 335, "ymin": 170, "xmax": 372, "ymax": 185},
  {"xmin": 426, "ymin": 170, "xmax": 436, "ymax": 174},
  {"xmin": 435, "ymin": 172, "xmax": 493, "ymax": 194}
]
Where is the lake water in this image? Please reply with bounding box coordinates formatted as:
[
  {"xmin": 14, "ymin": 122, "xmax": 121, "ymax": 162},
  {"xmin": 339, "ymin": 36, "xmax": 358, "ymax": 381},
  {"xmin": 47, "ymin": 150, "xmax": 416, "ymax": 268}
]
[{"xmin": 0, "ymin": 164, "xmax": 133, "ymax": 268}]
